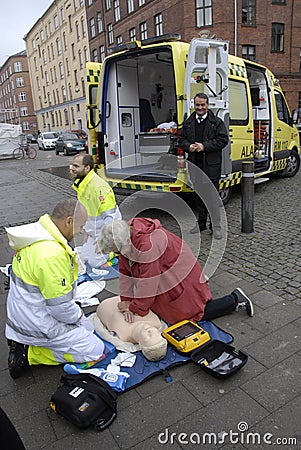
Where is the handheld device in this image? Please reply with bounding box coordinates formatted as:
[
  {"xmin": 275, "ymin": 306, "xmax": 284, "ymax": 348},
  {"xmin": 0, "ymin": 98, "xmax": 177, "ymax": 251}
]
[{"xmin": 162, "ymin": 320, "xmax": 210, "ymax": 353}]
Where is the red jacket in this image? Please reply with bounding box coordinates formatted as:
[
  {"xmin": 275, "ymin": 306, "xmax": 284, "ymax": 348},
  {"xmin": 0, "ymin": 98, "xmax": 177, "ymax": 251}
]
[{"xmin": 119, "ymin": 218, "xmax": 212, "ymax": 324}]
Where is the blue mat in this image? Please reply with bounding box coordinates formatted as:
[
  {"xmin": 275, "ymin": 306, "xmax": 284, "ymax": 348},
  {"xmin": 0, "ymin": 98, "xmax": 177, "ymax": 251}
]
[
  {"xmin": 64, "ymin": 320, "xmax": 233, "ymax": 392},
  {"xmin": 78, "ymin": 262, "xmax": 119, "ymax": 284}
]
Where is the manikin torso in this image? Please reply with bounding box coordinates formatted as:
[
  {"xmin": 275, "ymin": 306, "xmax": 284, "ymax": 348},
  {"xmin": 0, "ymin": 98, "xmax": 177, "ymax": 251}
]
[{"xmin": 96, "ymin": 296, "xmax": 163, "ymax": 345}]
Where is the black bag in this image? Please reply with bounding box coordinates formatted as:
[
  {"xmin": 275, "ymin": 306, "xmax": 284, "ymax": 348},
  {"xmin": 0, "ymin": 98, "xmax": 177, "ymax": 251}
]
[{"xmin": 50, "ymin": 373, "xmax": 117, "ymax": 431}]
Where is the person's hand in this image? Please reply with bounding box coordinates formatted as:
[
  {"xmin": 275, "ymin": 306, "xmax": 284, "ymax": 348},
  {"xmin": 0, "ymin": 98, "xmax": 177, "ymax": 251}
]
[
  {"xmin": 123, "ymin": 311, "xmax": 135, "ymax": 323},
  {"xmin": 194, "ymin": 142, "xmax": 204, "ymax": 152},
  {"xmin": 118, "ymin": 301, "xmax": 131, "ymax": 313}
]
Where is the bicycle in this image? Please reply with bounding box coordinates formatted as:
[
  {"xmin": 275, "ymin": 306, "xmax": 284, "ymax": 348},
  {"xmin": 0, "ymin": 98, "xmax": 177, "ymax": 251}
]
[{"xmin": 13, "ymin": 142, "xmax": 37, "ymax": 160}]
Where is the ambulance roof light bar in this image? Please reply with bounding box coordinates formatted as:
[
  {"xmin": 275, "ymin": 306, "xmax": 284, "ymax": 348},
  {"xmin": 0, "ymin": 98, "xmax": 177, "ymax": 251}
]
[{"xmin": 108, "ymin": 33, "xmax": 182, "ymax": 55}]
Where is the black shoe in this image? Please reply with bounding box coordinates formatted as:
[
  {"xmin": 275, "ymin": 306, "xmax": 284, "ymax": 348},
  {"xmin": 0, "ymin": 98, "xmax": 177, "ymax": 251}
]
[
  {"xmin": 8, "ymin": 340, "xmax": 29, "ymax": 379},
  {"xmin": 190, "ymin": 223, "xmax": 206, "ymax": 234},
  {"xmin": 233, "ymin": 288, "xmax": 254, "ymax": 317}
]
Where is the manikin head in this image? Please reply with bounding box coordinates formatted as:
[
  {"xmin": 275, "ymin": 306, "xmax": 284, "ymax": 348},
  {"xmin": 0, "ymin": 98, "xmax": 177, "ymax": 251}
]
[{"xmin": 135, "ymin": 324, "xmax": 167, "ymax": 361}]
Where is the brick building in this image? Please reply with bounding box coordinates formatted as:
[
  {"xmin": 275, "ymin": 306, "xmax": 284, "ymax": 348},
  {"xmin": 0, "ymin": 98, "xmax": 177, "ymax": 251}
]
[
  {"xmin": 24, "ymin": 0, "xmax": 90, "ymax": 134},
  {"xmin": 0, "ymin": 51, "xmax": 37, "ymax": 135},
  {"xmin": 85, "ymin": 0, "xmax": 301, "ymax": 110}
]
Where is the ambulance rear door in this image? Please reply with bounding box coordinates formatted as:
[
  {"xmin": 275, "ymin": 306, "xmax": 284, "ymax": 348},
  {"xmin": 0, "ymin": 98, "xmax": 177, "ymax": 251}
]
[{"xmin": 183, "ymin": 37, "xmax": 231, "ymax": 177}]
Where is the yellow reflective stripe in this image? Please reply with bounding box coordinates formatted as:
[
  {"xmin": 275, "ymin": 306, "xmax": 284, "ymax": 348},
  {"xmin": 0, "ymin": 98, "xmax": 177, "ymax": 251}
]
[{"xmin": 28, "ymin": 346, "xmax": 60, "ymax": 366}]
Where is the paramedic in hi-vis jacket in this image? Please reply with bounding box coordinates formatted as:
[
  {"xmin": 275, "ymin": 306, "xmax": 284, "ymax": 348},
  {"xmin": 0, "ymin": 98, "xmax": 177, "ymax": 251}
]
[
  {"xmin": 179, "ymin": 93, "xmax": 229, "ymax": 240},
  {"xmin": 71, "ymin": 154, "xmax": 121, "ymax": 269},
  {"xmin": 5, "ymin": 199, "xmax": 105, "ymax": 379}
]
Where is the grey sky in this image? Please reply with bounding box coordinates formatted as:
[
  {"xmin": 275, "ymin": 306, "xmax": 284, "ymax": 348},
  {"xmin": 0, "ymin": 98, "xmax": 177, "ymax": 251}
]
[{"xmin": 0, "ymin": 0, "xmax": 53, "ymax": 66}]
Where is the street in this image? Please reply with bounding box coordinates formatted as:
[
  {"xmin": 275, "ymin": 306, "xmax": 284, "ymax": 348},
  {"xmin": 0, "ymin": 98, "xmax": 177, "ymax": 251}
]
[{"xmin": 0, "ymin": 146, "xmax": 300, "ymax": 449}]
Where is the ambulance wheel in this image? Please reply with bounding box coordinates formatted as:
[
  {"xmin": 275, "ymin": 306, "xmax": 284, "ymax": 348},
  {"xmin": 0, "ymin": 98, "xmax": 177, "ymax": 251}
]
[
  {"xmin": 219, "ymin": 186, "xmax": 232, "ymax": 205},
  {"xmin": 280, "ymin": 150, "xmax": 300, "ymax": 177}
]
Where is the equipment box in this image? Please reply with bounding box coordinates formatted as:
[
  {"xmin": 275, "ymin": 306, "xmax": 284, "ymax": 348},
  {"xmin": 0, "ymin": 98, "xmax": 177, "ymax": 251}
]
[{"xmin": 191, "ymin": 340, "xmax": 248, "ymax": 378}]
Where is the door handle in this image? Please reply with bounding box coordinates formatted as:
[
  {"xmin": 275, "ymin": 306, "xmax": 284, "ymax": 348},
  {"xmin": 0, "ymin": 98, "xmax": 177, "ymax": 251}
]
[
  {"xmin": 247, "ymin": 129, "xmax": 253, "ymax": 133},
  {"xmin": 277, "ymin": 128, "xmax": 282, "ymax": 131}
]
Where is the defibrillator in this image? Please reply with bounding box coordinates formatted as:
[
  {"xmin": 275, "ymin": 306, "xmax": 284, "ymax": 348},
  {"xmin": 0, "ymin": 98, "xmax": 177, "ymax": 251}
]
[{"xmin": 162, "ymin": 320, "xmax": 211, "ymax": 353}]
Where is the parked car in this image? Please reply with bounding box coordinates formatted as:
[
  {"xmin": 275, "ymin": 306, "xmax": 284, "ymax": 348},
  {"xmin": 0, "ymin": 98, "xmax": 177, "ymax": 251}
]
[
  {"xmin": 27, "ymin": 133, "xmax": 37, "ymax": 143},
  {"xmin": 55, "ymin": 132, "xmax": 88, "ymax": 156},
  {"xmin": 37, "ymin": 132, "xmax": 58, "ymax": 150}
]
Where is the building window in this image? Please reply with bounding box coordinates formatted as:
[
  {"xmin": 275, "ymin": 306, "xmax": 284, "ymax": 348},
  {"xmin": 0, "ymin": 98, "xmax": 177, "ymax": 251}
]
[
  {"xmin": 90, "ymin": 17, "xmax": 96, "ymax": 38},
  {"xmin": 154, "ymin": 13, "xmax": 163, "ymax": 36},
  {"xmin": 64, "ymin": 108, "xmax": 69, "ymax": 125},
  {"xmin": 140, "ymin": 22, "xmax": 147, "ymax": 40},
  {"xmin": 14, "ymin": 62, "xmax": 22, "ymax": 72},
  {"xmin": 74, "ymin": 0, "xmax": 78, "ymax": 10},
  {"xmin": 40, "ymin": 29, "xmax": 45, "ymax": 42},
  {"xmin": 84, "ymin": 46, "xmax": 89, "ymax": 62},
  {"xmin": 54, "ymin": 14, "xmax": 59, "ymax": 29},
  {"xmin": 76, "ymin": 21, "xmax": 80, "ymax": 40},
  {"xmin": 63, "ymin": 32, "xmax": 67, "ymax": 51},
  {"xmin": 61, "ymin": 7, "xmax": 65, "ymax": 22},
  {"xmin": 20, "ymin": 107, "xmax": 28, "ymax": 116},
  {"xmin": 81, "ymin": 17, "xmax": 86, "ymax": 36},
  {"xmin": 93, "ymin": 49, "xmax": 98, "ymax": 62},
  {"xmin": 79, "ymin": 50, "xmax": 83, "ymax": 68},
  {"xmin": 32, "ymin": 39, "xmax": 36, "ymax": 51},
  {"xmin": 129, "ymin": 27, "xmax": 136, "ymax": 41},
  {"xmin": 271, "ymin": 23, "xmax": 284, "ymax": 52},
  {"xmin": 108, "ymin": 23, "xmax": 114, "ymax": 45},
  {"xmin": 116, "ymin": 35, "xmax": 122, "ymax": 45},
  {"xmin": 42, "ymin": 50, "xmax": 47, "ymax": 64},
  {"xmin": 242, "ymin": 0, "xmax": 256, "ymax": 26},
  {"xmin": 106, "ymin": 0, "xmax": 111, "ymax": 9},
  {"xmin": 49, "ymin": 21, "xmax": 53, "ymax": 34},
  {"xmin": 114, "ymin": 0, "xmax": 121, "ymax": 22},
  {"xmin": 59, "ymin": 62, "xmax": 65, "ymax": 78},
  {"xmin": 74, "ymin": 69, "xmax": 79, "ymax": 85},
  {"xmin": 45, "ymin": 71, "xmax": 49, "ymax": 85},
  {"xmin": 23, "ymin": 121, "xmax": 30, "ymax": 131},
  {"xmin": 88, "ymin": 0, "xmax": 92, "ymax": 5},
  {"xmin": 242, "ymin": 45, "xmax": 256, "ymax": 61},
  {"xmin": 97, "ymin": 12, "xmax": 103, "ymax": 33},
  {"xmin": 128, "ymin": 0, "xmax": 134, "ymax": 14},
  {"xmin": 100, "ymin": 45, "xmax": 105, "ymax": 61},
  {"xmin": 272, "ymin": 0, "xmax": 285, "ymax": 3},
  {"xmin": 196, "ymin": 0, "xmax": 212, "ymax": 27},
  {"xmin": 139, "ymin": 0, "xmax": 146, "ymax": 5},
  {"xmin": 57, "ymin": 38, "xmax": 62, "ymax": 55},
  {"xmin": 16, "ymin": 77, "xmax": 24, "ymax": 87},
  {"xmin": 18, "ymin": 92, "xmax": 26, "ymax": 102},
  {"xmin": 68, "ymin": 15, "xmax": 72, "ymax": 32},
  {"xmin": 72, "ymin": 43, "xmax": 76, "ymax": 59}
]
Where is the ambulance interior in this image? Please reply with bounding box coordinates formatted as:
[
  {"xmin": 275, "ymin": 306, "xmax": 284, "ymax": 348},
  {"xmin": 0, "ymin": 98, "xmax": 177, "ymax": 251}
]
[
  {"xmin": 246, "ymin": 65, "xmax": 271, "ymax": 171},
  {"xmin": 102, "ymin": 48, "xmax": 180, "ymax": 181}
]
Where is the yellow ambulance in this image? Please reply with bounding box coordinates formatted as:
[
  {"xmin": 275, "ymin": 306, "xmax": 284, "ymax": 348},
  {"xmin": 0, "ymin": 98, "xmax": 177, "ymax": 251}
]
[{"xmin": 86, "ymin": 34, "xmax": 300, "ymax": 203}]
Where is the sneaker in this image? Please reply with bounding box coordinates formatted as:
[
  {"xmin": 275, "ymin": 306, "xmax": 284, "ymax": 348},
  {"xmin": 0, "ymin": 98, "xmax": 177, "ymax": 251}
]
[
  {"xmin": 190, "ymin": 223, "xmax": 206, "ymax": 234},
  {"xmin": 8, "ymin": 340, "xmax": 29, "ymax": 379},
  {"xmin": 233, "ymin": 288, "xmax": 254, "ymax": 317}
]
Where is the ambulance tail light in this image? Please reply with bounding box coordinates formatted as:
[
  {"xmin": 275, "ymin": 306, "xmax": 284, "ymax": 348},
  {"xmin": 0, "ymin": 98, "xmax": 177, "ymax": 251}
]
[{"xmin": 177, "ymin": 148, "xmax": 186, "ymax": 169}]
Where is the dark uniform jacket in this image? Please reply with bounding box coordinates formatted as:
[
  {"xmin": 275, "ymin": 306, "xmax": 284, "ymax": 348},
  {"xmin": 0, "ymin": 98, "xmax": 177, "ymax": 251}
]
[{"xmin": 179, "ymin": 109, "xmax": 229, "ymax": 180}]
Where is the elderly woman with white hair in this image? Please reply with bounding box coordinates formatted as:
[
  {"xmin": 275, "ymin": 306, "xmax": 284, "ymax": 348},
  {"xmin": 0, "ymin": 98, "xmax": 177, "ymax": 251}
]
[{"xmin": 97, "ymin": 218, "xmax": 254, "ymax": 325}]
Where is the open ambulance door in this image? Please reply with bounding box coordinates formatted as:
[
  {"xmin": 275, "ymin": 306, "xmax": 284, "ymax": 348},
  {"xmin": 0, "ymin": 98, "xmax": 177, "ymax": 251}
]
[
  {"xmin": 86, "ymin": 62, "xmax": 102, "ymax": 162},
  {"xmin": 183, "ymin": 37, "xmax": 232, "ymax": 179}
]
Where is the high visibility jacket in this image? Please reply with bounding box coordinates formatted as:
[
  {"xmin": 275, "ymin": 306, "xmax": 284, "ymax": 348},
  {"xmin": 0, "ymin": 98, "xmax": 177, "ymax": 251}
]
[
  {"xmin": 5, "ymin": 214, "xmax": 102, "ymax": 363},
  {"xmin": 72, "ymin": 170, "xmax": 121, "ymax": 236}
]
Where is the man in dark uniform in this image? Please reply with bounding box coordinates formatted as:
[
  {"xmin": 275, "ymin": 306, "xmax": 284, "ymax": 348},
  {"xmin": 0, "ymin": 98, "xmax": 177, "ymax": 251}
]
[{"xmin": 179, "ymin": 93, "xmax": 228, "ymax": 239}]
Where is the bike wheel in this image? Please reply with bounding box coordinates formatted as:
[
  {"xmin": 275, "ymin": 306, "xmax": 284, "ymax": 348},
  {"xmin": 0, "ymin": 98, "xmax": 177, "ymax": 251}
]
[
  {"xmin": 27, "ymin": 146, "xmax": 37, "ymax": 159},
  {"xmin": 13, "ymin": 147, "xmax": 24, "ymax": 160}
]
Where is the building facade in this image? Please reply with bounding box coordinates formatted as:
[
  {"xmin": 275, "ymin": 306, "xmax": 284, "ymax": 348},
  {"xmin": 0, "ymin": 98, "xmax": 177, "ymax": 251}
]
[
  {"xmin": 86, "ymin": 0, "xmax": 301, "ymax": 111},
  {"xmin": 24, "ymin": 0, "xmax": 90, "ymax": 133},
  {"xmin": 0, "ymin": 51, "xmax": 37, "ymax": 135}
]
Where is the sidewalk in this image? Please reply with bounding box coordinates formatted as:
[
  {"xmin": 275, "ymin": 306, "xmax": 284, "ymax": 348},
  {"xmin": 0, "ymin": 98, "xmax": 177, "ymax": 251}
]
[{"xmin": 0, "ymin": 152, "xmax": 300, "ymax": 449}]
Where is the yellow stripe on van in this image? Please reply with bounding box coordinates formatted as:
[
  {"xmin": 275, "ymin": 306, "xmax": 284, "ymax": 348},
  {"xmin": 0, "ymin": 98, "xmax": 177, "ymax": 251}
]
[
  {"xmin": 272, "ymin": 159, "xmax": 287, "ymax": 171},
  {"xmin": 219, "ymin": 171, "xmax": 242, "ymax": 189},
  {"xmin": 229, "ymin": 63, "xmax": 247, "ymax": 78}
]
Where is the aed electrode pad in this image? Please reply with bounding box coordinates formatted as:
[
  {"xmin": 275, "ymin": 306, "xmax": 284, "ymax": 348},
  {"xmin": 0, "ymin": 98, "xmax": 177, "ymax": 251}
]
[{"xmin": 162, "ymin": 320, "xmax": 210, "ymax": 353}]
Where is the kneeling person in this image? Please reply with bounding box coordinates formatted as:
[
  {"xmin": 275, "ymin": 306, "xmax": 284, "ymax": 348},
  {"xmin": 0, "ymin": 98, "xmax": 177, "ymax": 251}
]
[{"xmin": 5, "ymin": 198, "xmax": 105, "ymax": 379}]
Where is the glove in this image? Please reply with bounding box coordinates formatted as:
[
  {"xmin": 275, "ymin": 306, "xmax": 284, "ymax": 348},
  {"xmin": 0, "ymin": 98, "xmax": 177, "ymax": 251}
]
[{"xmin": 79, "ymin": 316, "xmax": 94, "ymax": 332}]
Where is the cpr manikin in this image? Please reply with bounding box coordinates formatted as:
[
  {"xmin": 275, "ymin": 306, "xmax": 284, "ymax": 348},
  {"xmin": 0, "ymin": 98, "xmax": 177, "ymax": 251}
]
[{"xmin": 96, "ymin": 296, "xmax": 167, "ymax": 361}]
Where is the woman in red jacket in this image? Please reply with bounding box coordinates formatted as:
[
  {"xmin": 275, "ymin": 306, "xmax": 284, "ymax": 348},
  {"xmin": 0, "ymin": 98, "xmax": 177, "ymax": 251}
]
[{"xmin": 98, "ymin": 218, "xmax": 254, "ymax": 324}]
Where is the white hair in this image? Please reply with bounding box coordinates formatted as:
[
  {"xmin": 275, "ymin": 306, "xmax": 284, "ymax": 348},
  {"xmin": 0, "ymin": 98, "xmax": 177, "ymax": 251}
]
[{"xmin": 98, "ymin": 219, "xmax": 131, "ymax": 254}]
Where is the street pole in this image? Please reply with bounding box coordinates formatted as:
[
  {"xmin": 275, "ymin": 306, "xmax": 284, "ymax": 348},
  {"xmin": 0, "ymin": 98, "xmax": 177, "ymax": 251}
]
[{"xmin": 241, "ymin": 161, "xmax": 254, "ymax": 233}]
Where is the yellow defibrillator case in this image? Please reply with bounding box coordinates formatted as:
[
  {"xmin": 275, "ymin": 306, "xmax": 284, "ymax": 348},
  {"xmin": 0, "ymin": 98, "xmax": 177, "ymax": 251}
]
[{"xmin": 162, "ymin": 320, "xmax": 211, "ymax": 353}]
